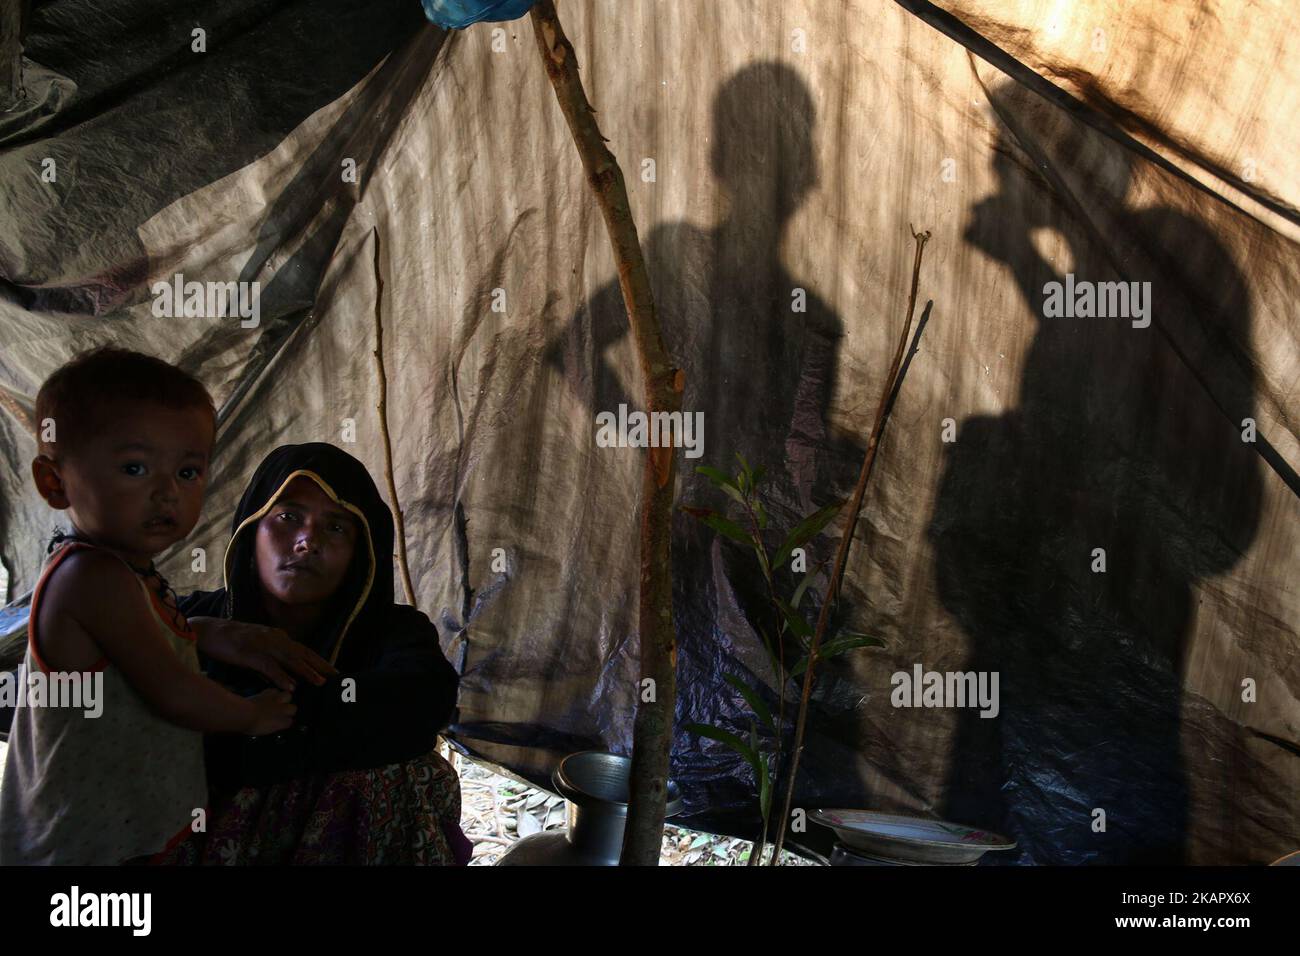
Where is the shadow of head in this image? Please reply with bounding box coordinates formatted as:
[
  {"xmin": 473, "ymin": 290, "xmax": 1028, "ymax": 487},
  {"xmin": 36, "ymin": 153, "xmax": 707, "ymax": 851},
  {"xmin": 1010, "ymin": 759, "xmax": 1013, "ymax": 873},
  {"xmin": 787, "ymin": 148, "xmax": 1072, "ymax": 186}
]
[
  {"xmin": 709, "ymin": 62, "xmax": 819, "ymax": 223},
  {"xmin": 966, "ymin": 80, "xmax": 1135, "ymax": 258}
]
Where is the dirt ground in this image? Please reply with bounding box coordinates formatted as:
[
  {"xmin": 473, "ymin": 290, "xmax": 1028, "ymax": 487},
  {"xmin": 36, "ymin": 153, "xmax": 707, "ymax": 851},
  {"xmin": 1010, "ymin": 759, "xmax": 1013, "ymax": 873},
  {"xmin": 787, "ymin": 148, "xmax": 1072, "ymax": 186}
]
[
  {"xmin": 0, "ymin": 738, "xmax": 814, "ymax": 865},
  {"xmin": 455, "ymin": 753, "xmax": 815, "ymax": 866}
]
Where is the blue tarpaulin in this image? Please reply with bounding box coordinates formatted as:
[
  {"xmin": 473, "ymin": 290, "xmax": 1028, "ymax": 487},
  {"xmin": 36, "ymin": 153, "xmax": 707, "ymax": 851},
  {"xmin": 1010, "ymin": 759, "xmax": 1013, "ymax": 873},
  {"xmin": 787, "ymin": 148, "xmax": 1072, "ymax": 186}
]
[{"xmin": 421, "ymin": 0, "xmax": 537, "ymax": 30}]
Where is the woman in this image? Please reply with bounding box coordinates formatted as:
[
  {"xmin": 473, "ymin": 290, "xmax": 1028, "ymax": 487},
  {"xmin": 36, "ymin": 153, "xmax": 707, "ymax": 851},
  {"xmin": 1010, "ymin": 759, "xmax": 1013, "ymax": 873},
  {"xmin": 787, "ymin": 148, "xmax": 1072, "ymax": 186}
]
[{"xmin": 171, "ymin": 442, "xmax": 469, "ymax": 864}]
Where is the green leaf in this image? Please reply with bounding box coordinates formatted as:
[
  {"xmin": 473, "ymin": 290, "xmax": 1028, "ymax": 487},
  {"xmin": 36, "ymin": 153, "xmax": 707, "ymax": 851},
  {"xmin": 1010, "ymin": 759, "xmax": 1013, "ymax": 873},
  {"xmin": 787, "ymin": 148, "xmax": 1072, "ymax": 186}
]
[
  {"xmin": 756, "ymin": 625, "xmax": 782, "ymax": 686},
  {"xmin": 776, "ymin": 598, "xmax": 812, "ymax": 640},
  {"xmin": 680, "ymin": 507, "xmax": 751, "ymax": 546},
  {"xmin": 696, "ymin": 465, "xmax": 736, "ymax": 489},
  {"xmin": 755, "ymin": 499, "xmax": 769, "ymax": 530},
  {"xmin": 788, "ymin": 633, "xmax": 884, "ymax": 677},
  {"xmin": 724, "ymin": 674, "xmax": 775, "ymax": 733},
  {"xmin": 772, "ymin": 501, "xmax": 844, "ymax": 570},
  {"xmin": 791, "ymin": 569, "xmax": 817, "ymax": 609},
  {"xmin": 705, "ymin": 514, "xmax": 753, "ymax": 546},
  {"xmin": 751, "ymin": 725, "xmax": 773, "ymax": 822},
  {"xmin": 819, "ymin": 632, "xmax": 886, "ymax": 658},
  {"xmin": 696, "ymin": 466, "xmax": 747, "ymax": 506},
  {"xmin": 686, "ymin": 723, "xmax": 761, "ymax": 777}
]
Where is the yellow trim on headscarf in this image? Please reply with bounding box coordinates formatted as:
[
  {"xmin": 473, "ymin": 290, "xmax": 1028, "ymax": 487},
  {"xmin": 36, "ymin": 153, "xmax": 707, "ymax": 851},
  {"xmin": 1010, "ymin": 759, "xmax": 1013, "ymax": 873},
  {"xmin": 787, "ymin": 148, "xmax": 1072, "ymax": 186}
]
[{"xmin": 221, "ymin": 468, "xmax": 377, "ymax": 666}]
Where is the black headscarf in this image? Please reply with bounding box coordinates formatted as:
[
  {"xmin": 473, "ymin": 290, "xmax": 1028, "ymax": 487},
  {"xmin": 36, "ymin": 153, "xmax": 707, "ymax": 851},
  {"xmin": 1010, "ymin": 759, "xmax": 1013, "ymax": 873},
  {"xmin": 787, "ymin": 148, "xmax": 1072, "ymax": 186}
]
[
  {"xmin": 218, "ymin": 442, "xmax": 395, "ymax": 667},
  {"xmin": 182, "ymin": 442, "xmax": 459, "ymax": 787}
]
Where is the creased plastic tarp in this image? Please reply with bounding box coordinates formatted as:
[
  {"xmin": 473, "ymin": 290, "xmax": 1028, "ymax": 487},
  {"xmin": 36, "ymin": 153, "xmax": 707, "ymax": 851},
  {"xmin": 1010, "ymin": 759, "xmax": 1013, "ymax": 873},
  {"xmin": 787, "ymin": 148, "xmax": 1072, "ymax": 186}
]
[{"xmin": 0, "ymin": 0, "xmax": 1296, "ymax": 864}]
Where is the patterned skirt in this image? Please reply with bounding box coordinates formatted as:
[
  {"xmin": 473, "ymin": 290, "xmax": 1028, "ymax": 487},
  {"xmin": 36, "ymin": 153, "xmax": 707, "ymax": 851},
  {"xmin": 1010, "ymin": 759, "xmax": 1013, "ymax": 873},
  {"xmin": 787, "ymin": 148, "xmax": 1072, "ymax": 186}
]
[{"xmin": 159, "ymin": 749, "xmax": 471, "ymax": 865}]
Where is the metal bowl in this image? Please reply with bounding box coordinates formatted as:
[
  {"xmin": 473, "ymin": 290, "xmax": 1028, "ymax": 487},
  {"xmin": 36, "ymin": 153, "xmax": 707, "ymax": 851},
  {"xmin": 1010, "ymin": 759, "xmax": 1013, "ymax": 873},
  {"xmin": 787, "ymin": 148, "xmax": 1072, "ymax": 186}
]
[
  {"xmin": 498, "ymin": 751, "xmax": 682, "ymax": 865},
  {"xmin": 552, "ymin": 750, "xmax": 684, "ymax": 816}
]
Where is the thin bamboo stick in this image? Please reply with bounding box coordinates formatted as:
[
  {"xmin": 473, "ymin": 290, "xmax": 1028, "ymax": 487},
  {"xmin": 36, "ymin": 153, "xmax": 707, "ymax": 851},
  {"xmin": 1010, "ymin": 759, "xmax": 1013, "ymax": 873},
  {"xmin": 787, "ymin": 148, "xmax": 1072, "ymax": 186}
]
[{"xmin": 770, "ymin": 226, "xmax": 931, "ymax": 861}]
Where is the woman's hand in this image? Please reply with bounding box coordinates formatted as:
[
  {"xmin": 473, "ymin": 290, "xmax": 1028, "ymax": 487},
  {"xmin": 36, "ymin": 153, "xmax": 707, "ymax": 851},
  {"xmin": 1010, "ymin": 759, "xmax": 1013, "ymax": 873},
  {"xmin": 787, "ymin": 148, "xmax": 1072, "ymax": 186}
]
[{"xmin": 191, "ymin": 617, "xmax": 339, "ymax": 691}]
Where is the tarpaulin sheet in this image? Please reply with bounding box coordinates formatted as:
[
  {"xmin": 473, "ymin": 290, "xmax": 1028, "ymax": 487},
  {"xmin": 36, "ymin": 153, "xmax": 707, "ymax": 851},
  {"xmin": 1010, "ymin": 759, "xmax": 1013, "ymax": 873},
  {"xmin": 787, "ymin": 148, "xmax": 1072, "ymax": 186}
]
[{"xmin": 0, "ymin": 0, "xmax": 1296, "ymax": 864}]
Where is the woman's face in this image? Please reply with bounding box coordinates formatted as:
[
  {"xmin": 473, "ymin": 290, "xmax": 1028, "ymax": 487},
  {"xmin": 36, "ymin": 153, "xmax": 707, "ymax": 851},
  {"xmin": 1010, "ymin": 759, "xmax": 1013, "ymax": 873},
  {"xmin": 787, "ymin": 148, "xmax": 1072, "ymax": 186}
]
[{"xmin": 255, "ymin": 476, "xmax": 360, "ymax": 609}]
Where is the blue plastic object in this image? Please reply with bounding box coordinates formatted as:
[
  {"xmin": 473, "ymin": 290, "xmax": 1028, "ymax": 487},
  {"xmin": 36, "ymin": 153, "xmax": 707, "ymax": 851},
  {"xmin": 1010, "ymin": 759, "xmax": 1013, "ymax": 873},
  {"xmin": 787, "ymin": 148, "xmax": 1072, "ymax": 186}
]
[{"xmin": 420, "ymin": 0, "xmax": 538, "ymax": 29}]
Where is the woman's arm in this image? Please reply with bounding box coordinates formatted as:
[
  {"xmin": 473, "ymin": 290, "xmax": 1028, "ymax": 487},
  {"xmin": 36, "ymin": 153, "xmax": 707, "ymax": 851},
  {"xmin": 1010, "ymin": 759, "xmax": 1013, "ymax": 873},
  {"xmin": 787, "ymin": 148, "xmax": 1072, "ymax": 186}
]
[
  {"xmin": 210, "ymin": 605, "xmax": 460, "ymax": 785},
  {"xmin": 298, "ymin": 604, "xmax": 459, "ymax": 771}
]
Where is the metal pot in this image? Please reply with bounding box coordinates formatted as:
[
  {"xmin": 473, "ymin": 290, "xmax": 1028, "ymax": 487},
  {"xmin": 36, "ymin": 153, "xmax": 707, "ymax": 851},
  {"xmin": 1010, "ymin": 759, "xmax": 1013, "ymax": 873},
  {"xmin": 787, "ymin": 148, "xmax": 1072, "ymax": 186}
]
[{"xmin": 496, "ymin": 751, "xmax": 683, "ymax": 865}]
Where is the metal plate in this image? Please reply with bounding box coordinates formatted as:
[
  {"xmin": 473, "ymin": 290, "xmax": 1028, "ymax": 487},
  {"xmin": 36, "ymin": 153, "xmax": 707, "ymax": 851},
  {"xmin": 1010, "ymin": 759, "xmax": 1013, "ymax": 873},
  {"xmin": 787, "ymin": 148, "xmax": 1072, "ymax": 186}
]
[{"xmin": 813, "ymin": 810, "xmax": 1015, "ymax": 864}]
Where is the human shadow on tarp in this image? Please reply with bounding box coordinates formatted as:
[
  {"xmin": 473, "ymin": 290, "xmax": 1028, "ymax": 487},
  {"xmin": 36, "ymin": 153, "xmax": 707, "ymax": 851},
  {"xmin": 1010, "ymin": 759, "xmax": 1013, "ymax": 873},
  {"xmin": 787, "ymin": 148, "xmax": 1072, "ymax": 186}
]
[
  {"xmin": 929, "ymin": 81, "xmax": 1262, "ymax": 864},
  {"xmin": 544, "ymin": 62, "xmax": 869, "ymax": 833}
]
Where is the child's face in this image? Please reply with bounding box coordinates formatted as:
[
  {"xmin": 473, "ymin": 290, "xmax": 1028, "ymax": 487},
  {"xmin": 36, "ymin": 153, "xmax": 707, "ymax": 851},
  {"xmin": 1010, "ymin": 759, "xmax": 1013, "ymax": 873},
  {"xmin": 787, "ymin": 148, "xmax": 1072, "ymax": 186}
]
[{"xmin": 32, "ymin": 400, "xmax": 215, "ymax": 565}]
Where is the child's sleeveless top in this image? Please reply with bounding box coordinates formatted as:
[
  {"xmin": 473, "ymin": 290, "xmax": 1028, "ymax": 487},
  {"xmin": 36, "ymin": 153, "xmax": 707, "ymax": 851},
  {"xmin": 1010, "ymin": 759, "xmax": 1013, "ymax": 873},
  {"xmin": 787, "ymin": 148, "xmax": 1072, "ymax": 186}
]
[{"xmin": 0, "ymin": 541, "xmax": 208, "ymax": 864}]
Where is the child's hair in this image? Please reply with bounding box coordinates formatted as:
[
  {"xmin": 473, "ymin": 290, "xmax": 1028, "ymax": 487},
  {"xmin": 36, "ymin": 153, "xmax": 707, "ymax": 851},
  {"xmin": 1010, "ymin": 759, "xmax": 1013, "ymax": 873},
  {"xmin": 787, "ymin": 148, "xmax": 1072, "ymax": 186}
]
[{"xmin": 34, "ymin": 347, "xmax": 216, "ymax": 459}]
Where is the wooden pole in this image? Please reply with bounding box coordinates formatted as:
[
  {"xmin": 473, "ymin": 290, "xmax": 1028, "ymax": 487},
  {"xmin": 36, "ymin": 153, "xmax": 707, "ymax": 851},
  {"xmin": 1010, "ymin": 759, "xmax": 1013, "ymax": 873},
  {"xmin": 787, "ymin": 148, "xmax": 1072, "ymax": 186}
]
[
  {"xmin": 530, "ymin": 0, "xmax": 682, "ymax": 865},
  {"xmin": 374, "ymin": 227, "xmax": 460, "ymax": 769},
  {"xmin": 371, "ymin": 227, "xmax": 419, "ymax": 608}
]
